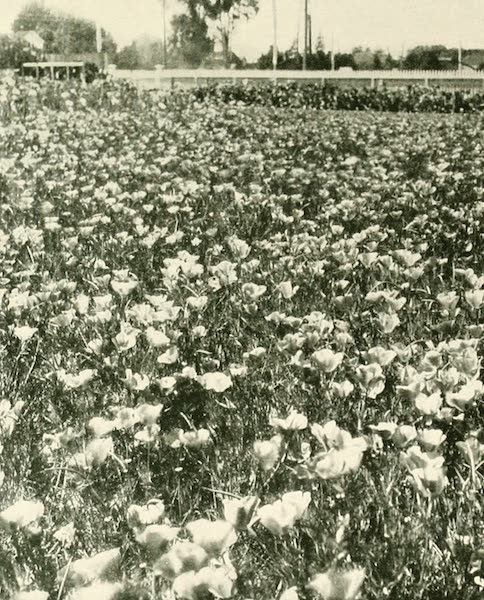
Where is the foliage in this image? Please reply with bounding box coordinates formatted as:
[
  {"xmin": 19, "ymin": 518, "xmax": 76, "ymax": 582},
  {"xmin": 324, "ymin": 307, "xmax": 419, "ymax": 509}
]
[
  {"xmin": 256, "ymin": 46, "xmax": 396, "ymax": 71},
  {"xmin": 115, "ymin": 42, "xmax": 143, "ymax": 70},
  {"xmin": 0, "ymin": 35, "xmax": 37, "ymax": 69},
  {"xmin": 171, "ymin": 9, "xmax": 214, "ymax": 68},
  {"xmin": 188, "ymin": 81, "xmax": 484, "ymax": 113},
  {"xmin": 12, "ymin": 0, "xmax": 116, "ymax": 56},
  {"xmin": 181, "ymin": 0, "xmax": 259, "ymax": 66},
  {"xmin": 403, "ymin": 46, "xmax": 458, "ymax": 70}
]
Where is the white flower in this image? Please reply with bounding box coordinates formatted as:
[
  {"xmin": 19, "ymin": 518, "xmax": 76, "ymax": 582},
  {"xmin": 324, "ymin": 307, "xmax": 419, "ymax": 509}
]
[
  {"xmin": 309, "ymin": 568, "xmax": 366, "ymax": 600},
  {"xmin": 257, "ymin": 491, "xmax": 310, "ymax": 535},
  {"xmin": 14, "ymin": 592, "xmax": 49, "ymax": 600},
  {"xmin": 67, "ymin": 582, "xmax": 122, "ymax": 600},
  {"xmin": 200, "ymin": 372, "xmax": 232, "ymax": 393},
  {"xmin": 14, "ymin": 325, "xmax": 38, "ymax": 342},
  {"xmin": 57, "ymin": 547, "xmax": 121, "ymax": 587},
  {"xmin": 187, "ymin": 519, "xmax": 237, "ymax": 556},
  {"xmin": 270, "ymin": 410, "xmax": 308, "ymax": 431},
  {"xmin": 0, "ymin": 499, "xmax": 44, "ymax": 532}
]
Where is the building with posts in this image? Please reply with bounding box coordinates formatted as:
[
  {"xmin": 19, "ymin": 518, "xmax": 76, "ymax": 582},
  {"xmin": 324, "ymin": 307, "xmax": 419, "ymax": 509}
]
[{"xmin": 21, "ymin": 61, "xmax": 86, "ymax": 81}]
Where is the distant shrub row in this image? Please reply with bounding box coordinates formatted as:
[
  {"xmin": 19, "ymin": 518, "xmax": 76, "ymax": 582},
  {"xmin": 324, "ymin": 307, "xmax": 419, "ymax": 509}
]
[{"xmin": 182, "ymin": 82, "xmax": 484, "ymax": 113}]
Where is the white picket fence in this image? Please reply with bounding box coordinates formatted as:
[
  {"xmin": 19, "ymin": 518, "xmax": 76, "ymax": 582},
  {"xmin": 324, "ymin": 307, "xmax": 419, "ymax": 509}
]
[{"xmin": 111, "ymin": 68, "xmax": 484, "ymax": 90}]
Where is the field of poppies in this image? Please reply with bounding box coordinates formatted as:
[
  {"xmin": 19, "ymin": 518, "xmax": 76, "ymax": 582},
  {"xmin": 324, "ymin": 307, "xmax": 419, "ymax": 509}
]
[{"xmin": 0, "ymin": 79, "xmax": 483, "ymax": 600}]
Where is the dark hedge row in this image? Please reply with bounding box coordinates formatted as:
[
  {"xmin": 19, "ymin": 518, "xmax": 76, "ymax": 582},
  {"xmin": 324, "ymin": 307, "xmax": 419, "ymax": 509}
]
[{"xmin": 181, "ymin": 81, "xmax": 484, "ymax": 113}]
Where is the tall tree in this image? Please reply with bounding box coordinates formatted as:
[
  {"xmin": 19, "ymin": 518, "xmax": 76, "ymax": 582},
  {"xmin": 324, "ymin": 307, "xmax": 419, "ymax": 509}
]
[
  {"xmin": 171, "ymin": 1, "xmax": 213, "ymax": 67},
  {"xmin": 13, "ymin": 1, "xmax": 116, "ymax": 56},
  {"xmin": 404, "ymin": 45, "xmax": 457, "ymax": 70},
  {"xmin": 181, "ymin": 0, "xmax": 258, "ymax": 67}
]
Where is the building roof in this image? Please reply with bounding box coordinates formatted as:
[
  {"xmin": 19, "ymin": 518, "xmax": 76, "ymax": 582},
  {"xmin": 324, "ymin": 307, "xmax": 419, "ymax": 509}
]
[{"xmin": 23, "ymin": 61, "xmax": 84, "ymax": 68}]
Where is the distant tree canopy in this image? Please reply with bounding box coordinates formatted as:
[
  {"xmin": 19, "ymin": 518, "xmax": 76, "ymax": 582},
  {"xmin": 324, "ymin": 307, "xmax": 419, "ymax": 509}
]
[
  {"xmin": 0, "ymin": 34, "xmax": 37, "ymax": 69},
  {"xmin": 116, "ymin": 36, "xmax": 168, "ymax": 70},
  {"xmin": 256, "ymin": 45, "xmax": 396, "ymax": 71},
  {"xmin": 171, "ymin": 3, "xmax": 213, "ymax": 67},
  {"xmin": 403, "ymin": 45, "xmax": 458, "ymax": 70},
  {"xmin": 12, "ymin": 1, "xmax": 116, "ymax": 56},
  {"xmin": 179, "ymin": 0, "xmax": 258, "ymax": 67}
]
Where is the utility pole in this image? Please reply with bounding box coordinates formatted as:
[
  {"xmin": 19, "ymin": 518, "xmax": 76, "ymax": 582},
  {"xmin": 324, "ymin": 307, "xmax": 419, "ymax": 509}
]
[
  {"xmin": 458, "ymin": 41, "xmax": 462, "ymax": 72},
  {"xmin": 160, "ymin": 0, "xmax": 167, "ymax": 68},
  {"xmin": 330, "ymin": 33, "xmax": 335, "ymax": 71},
  {"xmin": 272, "ymin": 0, "xmax": 278, "ymax": 71},
  {"xmin": 308, "ymin": 14, "xmax": 312, "ymax": 56},
  {"xmin": 96, "ymin": 22, "xmax": 102, "ymax": 54},
  {"xmin": 303, "ymin": 0, "xmax": 308, "ymax": 70}
]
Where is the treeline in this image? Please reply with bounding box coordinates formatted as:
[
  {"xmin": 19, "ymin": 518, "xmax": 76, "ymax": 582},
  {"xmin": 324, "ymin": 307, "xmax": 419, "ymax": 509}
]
[
  {"xmin": 2, "ymin": 1, "xmax": 483, "ymax": 72},
  {"xmin": 256, "ymin": 45, "xmax": 483, "ymax": 71}
]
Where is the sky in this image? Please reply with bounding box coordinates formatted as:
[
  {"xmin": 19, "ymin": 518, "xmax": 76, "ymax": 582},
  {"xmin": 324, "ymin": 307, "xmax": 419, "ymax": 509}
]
[{"xmin": 1, "ymin": 0, "xmax": 484, "ymax": 60}]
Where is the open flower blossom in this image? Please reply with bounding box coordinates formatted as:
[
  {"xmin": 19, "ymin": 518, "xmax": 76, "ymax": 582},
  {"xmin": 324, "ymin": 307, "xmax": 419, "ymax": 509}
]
[
  {"xmin": 242, "ymin": 282, "xmax": 267, "ymax": 302},
  {"xmin": 465, "ymin": 289, "xmax": 484, "ymax": 310},
  {"xmin": 0, "ymin": 499, "xmax": 44, "ymax": 533},
  {"xmin": 135, "ymin": 524, "xmax": 180, "ymax": 556},
  {"xmin": 155, "ymin": 541, "xmax": 209, "ymax": 580},
  {"xmin": 57, "ymin": 547, "xmax": 121, "ymax": 587},
  {"xmin": 446, "ymin": 379, "xmax": 483, "ymax": 411},
  {"xmin": 253, "ymin": 434, "xmax": 283, "ymax": 471},
  {"xmin": 199, "ymin": 372, "xmax": 233, "ymax": 393},
  {"xmin": 414, "ymin": 391, "xmax": 443, "ymax": 416},
  {"xmin": 57, "ymin": 368, "xmax": 96, "ymax": 390},
  {"xmin": 14, "ymin": 592, "xmax": 49, "ymax": 600},
  {"xmin": 257, "ymin": 491, "xmax": 311, "ymax": 535},
  {"xmin": 0, "ymin": 399, "xmax": 24, "ymax": 437},
  {"xmin": 356, "ymin": 362, "xmax": 386, "ymax": 398},
  {"xmin": 280, "ymin": 587, "xmax": 300, "ymax": 600},
  {"xmin": 222, "ymin": 495, "xmax": 259, "ymax": 530},
  {"xmin": 66, "ymin": 582, "xmax": 122, "ymax": 600},
  {"xmin": 391, "ymin": 425, "xmax": 418, "ymax": 448},
  {"xmin": 418, "ymin": 428, "xmax": 446, "ymax": 452},
  {"xmin": 187, "ymin": 519, "xmax": 237, "ymax": 556},
  {"xmin": 309, "ymin": 568, "xmax": 366, "ymax": 600},
  {"xmin": 110, "ymin": 272, "xmax": 138, "ymax": 296},
  {"xmin": 127, "ymin": 499, "xmax": 166, "ymax": 530},
  {"xmin": 400, "ymin": 445, "xmax": 448, "ymax": 497},
  {"xmin": 362, "ymin": 346, "xmax": 397, "ymax": 367},
  {"xmin": 123, "ymin": 369, "xmax": 150, "ymax": 391},
  {"xmin": 136, "ymin": 403, "xmax": 163, "ymax": 425},
  {"xmin": 409, "ymin": 464, "xmax": 448, "ymax": 497},
  {"xmin": 88, "ymin": 416, "xmax": 117, "ymax": 438},
  {"xmin": 278, "ymin": 281, "xmax": 299, "ymax": 299},
  {"xmin": 14, "ymin": 325, "xmax": 38, "ymax": 342},
  {"xmin": 84, "ymin": 437, "xmax": 114, "ymax": 467},
  {"xmin": 311, "ymin": 349, "xmax": 344, "ymax": 373},
  {"xmin": 270, "ymin": 410, "xmax": 308, "ymax": 432},
  {"xmin": 308, "ymin": 421, "xmax": 368, "ymax": 480},
  {"xmin": 172, "ymin": 565, "xmax": 236, "ymax": 600}
]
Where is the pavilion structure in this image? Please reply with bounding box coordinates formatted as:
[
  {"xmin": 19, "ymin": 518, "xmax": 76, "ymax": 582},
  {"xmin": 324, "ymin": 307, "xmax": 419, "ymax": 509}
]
[{"xmin": 21, "ymin": 61, "xmax": 86, "ymax": 81}]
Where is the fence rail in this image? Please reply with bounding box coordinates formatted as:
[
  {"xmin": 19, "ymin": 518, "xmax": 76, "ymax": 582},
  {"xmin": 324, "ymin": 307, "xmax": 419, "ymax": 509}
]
[{"xmin": 111, "ymin": 68, "xmax": 484, "ymax": 91}]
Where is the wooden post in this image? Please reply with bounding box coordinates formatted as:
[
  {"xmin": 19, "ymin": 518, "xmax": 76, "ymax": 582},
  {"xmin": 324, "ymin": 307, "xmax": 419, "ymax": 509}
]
[
  {"xmin": 303, "ymin": 0, "xmax": 308, "ymax": 70},
  {"xmin": 272, "ymin": 0, "xmax": 278, "ymax": 72}
]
